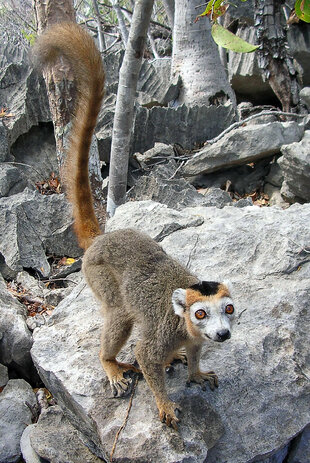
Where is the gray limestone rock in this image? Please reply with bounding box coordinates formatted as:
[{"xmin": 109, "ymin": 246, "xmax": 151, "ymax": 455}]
[
  {"xmin": 0, "ymin": 38, "xmax": 50, "ymax": 147},
  {"xmin": 300, "ymin": 87, "xmax": 310, "ymax": 110},
  {"xmin": 287, "ymin": 26, "xmax": 310, "ymax": 86},
  {"xmin": 133, "ymin": 142, "xmax": 175, "ymax": 166},
  {"xmin": 0, "ymin": 188, "xmax": 81, "ymax": 277},
  {"xmin": 128, "ymin": 176, "xmax": 232, "ymax": 210},
  {"xmin": 20, "ymin": 426, "xmax": 41, "ymax": 463},
  {"xmin": 228, "ymin": 26, "xmax": 273, "ymax": 104},
  {"xmin": 10, "ymin": 122, "xmax": 58, "ymax": 185},
  {"xmin": 182, "ymin": 121, "xmax": 304, "ymax": 177},
  {"xmin": 22, "ymin": 406, "xmax": 103, "ymax": 463},
  {"xmin": 200, "ymin": 187, "xmax": 233, "ymax": 208},
  {"xmin": 287, "ymin": 425, "xmax": 310, "ymax": 463},
  {"xmin": 0, "ymin": 275, "xmax": 33, "ymax": 379},
  {"xmin": 278, "ymin": 130, "xmax": 310, "ymax": 203},
  {"xmin": 132, "ymin": 102, "xmax": 236, "ymax": 155},
  {"xmin": 31, "ymin": 201, "xmax": 310, "ymax": 463},
  {"xmin": 0, "ymin": 379, "xmax": 36, "ymax": 463},
  {"xmin": 0, "ymin": 363, "xmax": 9, "ymax": 388},
  {"xmin": 0, "ymin": 164, "xmax": 33, "ymax": 198},
  {"xmin": 0, "ymin": 122, "xmax": 10, "ymax": 162}
]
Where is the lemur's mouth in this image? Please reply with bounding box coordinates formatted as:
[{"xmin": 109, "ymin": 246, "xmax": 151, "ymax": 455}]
[{"xmin": 204, "ymin": 333, "xmax": 212, "ymax": 340}]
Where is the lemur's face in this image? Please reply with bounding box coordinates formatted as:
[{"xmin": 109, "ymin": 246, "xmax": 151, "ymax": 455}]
[{"xmin": 172, "ymin": 281, "xmax": 235, "ymax": 342}]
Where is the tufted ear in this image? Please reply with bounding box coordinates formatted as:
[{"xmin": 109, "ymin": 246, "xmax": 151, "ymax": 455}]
[{"xmin": 172, "ymin": 288, "xmax": 187, "ymax": 317}]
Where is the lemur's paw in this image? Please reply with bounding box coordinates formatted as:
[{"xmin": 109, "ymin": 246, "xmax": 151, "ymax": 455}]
[
  {"xmin": 171, "ymin": 347, "xmax": 187, "ymax": 365},
  {"xmin": 165, "ymin": 348, "xmax": 188, "ymax": 373},
  {"xmin": 103, "ymin": 360, "xmax": 141, "ymax": 397},
  {"xmin": 186, "ymin": 370, "xmax": 219, "ymax": 391},
  {"xmin": 158, "ymin": 401, "xmax": 181, "ymax": 431}
]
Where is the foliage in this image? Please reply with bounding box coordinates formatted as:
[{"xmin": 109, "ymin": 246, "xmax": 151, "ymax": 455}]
[
  {"xmin": 295, "ymin": 0, "xmax": 310, "ymax": 23},
  {"xmin": 21, "ymin": 28, "xmax": 36, "ymax": 45},
  {"xmin": 211, "ymin": 23, "xmax": 259, "ymax": 53},
  {"xmin": 196, "ymin": 0, "xmax": 258, "ymax": 53}
]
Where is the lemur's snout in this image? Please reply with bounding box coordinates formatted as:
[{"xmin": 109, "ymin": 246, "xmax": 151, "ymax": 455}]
[{"xmin": 216, "ymin": 329, "xmax": 231, "ymax": 342}]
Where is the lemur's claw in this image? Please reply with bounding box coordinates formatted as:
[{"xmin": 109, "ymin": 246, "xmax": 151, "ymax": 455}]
[{"xmin": 187, "ymin": 371, "xmax": 219, "ymax": 391}]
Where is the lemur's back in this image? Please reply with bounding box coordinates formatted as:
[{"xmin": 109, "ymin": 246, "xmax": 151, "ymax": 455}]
[{"xmin": 82, "ymin": 229, "xmax": 198, "ymax": 318}]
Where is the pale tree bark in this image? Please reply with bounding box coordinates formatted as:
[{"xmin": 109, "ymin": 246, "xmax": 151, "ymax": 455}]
[
  {"xmin": 106, "ymin": 0, "xmax": 154, "ymax": 218},
  {"xmin": 91, "ymin": 0, "xmax": 105, "ymax": 52},
  {"xmin": 171, "ymin": 0, "xmax": 236, "ymax": 107},
  {"xmin": 254, "ymin": 0, "xmax": 299, "ymax": 112},
  {"xmin": 33, "ymin": 0, "xmax": 103, "ymax": 201},
  {"xmin": 112, "ymin": 0, "xmax": 129, "ymax": 45}
]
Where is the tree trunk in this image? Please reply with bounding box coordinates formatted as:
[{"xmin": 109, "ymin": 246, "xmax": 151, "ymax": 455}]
[
  {"xmin": 34, "ymin": 0, "xmax": 103, "ymax": 202},
  {"xmin": 254, "ymin": 0, "xmax": 299, "ymax": 112},
  {"xmin": 171, "ymin": 0, "xmax": 236, "ymax": 107},
  {"xmin": 106, "ymin": 0, "xmax": 154, "ymax": 218}
]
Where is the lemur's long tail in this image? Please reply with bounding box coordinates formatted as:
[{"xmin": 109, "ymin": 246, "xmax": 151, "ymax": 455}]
[{"xmin": 33, "ymin": 22, "xmax": 105, "ymax": 250}]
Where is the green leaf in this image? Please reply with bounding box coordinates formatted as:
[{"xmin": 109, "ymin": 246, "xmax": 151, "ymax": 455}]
[
  {"xmin": 295, "ymin": 0, "xmax": 310, "ymax": 23},
  {"xmin": 203, "ymin": 0, "xmax": 225, "ymax": 15},
  {"xmin": 211, "ymin": 23, "xmax": 259, "ymax": 53}
]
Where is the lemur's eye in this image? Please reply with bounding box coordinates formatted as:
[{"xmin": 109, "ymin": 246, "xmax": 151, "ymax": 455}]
[
  {"xmin": 225, "ymin": 304, "xmax": 234, "ymax": 315},
  {"xmin": 195, "ymin": 309, "xmax": 207, "ymax": 319}
]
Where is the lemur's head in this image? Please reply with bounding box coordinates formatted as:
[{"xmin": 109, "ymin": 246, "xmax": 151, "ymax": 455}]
[{"xmin": 172, "ymin": 281, "xmax": 235, "ymax": 342}]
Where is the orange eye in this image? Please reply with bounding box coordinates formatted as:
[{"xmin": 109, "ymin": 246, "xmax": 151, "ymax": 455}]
[
  {"xmin": 195, "ymin": 309, "xmax": 207, "ymax": 320},
  {"xmin": 225, "ymin": 304, "xmax": 234, "ymax": 315}
]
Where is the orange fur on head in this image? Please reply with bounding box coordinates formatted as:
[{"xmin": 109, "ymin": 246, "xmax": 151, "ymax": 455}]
[{"xmin": 185, "ymin": 284, "xmax": 230, "ymax": 308}]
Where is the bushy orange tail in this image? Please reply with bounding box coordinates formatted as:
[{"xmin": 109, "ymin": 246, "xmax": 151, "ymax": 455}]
[{"xmin": 33, "ymin": 22, "xmax": 105, "ymax": 249}]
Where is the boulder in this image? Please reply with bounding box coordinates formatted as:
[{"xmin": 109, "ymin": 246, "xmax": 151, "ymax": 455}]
[
  {"xmin": 0, "ymin": 275, "xmax": 33, "ymax": 380},
  {"xmin": 189, "ymin": 157, "xmax": 273, "ymax": 196},
  {"xmin": 21, "ymin": 406, "xmax": 103, "ymax": 463},
  {"xmin": 287, "ymin": 25, "xmax": 310, "ymax": 86},
  {"xmin": 31, "ymin": 200, "xmax": 310, "ymax": 463},
  {"xmin": 300, "ymin": 87, "xmax": 310, "ymax": 110},
  {"xmin": 132, "ymin": 102, "xmax": 236, "ymax": 155},
  {"xmin": 128, "ymin": 171, "xmax": 232, "ymax": 209},
  {"xmin": 228, "ymin": 27, "xmax": 274, "ymax": 104},
  {"xmin": 0, "ymin": 379, "xmax": 36, "ymax": 463},
  {"xmin": 133, "ymin": 142, "xmax": 175, "ymax": 166},
  {"xmin": 0, "ymin": 33, "xmax": 50, "ymax": 146},
  {"xmin": 0, "ymin": 188, "xmax": 81, "ymax": 277},
  {"xmin": 0, "ymin": 122, "xmax": 10, "ymax": 162},
  {"xmin": 128, "ymin": 174, "xmax": 211, "ymax": 209},
  {"xmin": 182, "ymin": 121, "xmax": 304, "ymax": 177},
  {"xmin": 278, "ymin": 130, "xmax": 310, "ymax": 203},
  {"xmin": 0, "ymin": 363, "xmax": 9, "ymax": 388},
  {"xmin": 10, "ymin": 123, "xmax": 58, "ymax": 184},
  {"xmin": 97, "ymin": 102, "xmax": 236, "ymax": 163},
  {"xmin": 0, "ymin": 164, "xmax": 33, "ymax": 198},
  {"xmin": 287, "ymin": 425, "xmax": 310, "ymax": 463}
]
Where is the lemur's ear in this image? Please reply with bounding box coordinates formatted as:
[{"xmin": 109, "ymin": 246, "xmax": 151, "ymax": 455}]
[
  {"xmin": 172, "ymin": 288, "xmax": 187, "ymax": 317},
  {"xmin": 223, "ymin": 280, "xmax": 233, "ymax": 295}
]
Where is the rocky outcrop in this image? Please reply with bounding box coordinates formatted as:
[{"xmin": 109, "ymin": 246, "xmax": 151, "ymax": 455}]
[
  {"xmin": 0, "ymin": 379, "xmax": 36, "ymax": 463},
  {"xmin": 21, "ymin": 406, "xmax": 103, "ymax": 463},
  {"xmin": 278, "ymin": 130, "xmax": 310, "ymax": 203},
  {"xmin": 0, "ymin": 275, "xmax": 33, "ymax": 379},
  {"xmin": 0, "ymin": 164, "xmax": 33, "ymax": 197},
  {"xmin": 181, "ymin": 121, "xmax": 304, "ymax": 177},
  {"xmin": 0, "ymin": 189, "xmax": 81, "ymax": 277},
  {"xmin": 132, "ymin": 102, "xmax": 235, "ymax": 155},
  {"xmin": 0, "ymin": 33, "xmax": 50, "ymax": 146},
  {"xmin": 31, "ymin": 200, "xmax": 310, "ymax": 463}
]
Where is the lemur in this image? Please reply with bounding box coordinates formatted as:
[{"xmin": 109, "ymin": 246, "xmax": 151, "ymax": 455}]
[{"xmin": 34, "ymin": 22, "xmax": 235, "ymax": 431}]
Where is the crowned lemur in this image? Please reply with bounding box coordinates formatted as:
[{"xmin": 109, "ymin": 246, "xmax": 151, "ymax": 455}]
[{"xmin": 34, "ymin": 23, "xmax": 235, "ymax": 430}]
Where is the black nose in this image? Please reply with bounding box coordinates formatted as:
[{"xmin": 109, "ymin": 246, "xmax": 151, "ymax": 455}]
[{"xmin": 216, "ymin": 330, "xmax": 231, "ymax": 342}]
